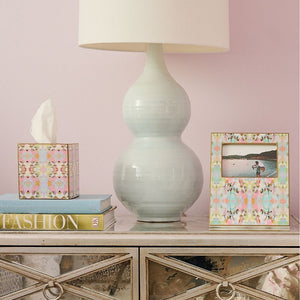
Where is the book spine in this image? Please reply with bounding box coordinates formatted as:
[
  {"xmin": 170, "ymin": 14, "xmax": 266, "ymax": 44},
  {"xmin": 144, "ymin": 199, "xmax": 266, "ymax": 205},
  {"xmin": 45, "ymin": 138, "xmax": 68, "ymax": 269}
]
[
  {"xmin": 0, "ymin": 213, "xmax": 109, "ymax": 231},
  {"xmin": 0, "ymin": 200, "xmax": 111, "ymax": 214}
]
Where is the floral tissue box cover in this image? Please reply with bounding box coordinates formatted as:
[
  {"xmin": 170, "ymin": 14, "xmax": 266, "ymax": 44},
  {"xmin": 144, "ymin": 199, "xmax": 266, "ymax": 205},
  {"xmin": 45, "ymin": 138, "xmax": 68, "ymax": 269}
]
[{"xmin": 18, "ymin": 143, "xmax": 79, "ymax": 199}]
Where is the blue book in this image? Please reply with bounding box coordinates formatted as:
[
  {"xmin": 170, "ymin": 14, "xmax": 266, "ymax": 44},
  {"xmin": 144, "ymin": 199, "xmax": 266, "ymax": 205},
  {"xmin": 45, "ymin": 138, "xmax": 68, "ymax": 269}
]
[{"xmin": 0, "ymin": 194, "xmax": 112, "ymax": 214}]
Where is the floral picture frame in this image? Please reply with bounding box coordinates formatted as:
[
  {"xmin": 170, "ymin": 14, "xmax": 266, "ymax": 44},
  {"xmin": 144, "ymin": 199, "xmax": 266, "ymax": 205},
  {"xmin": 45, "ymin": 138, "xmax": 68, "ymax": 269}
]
[{"xmin": 209, "ymin": 133, "xmax": 289, "ymax": 230}]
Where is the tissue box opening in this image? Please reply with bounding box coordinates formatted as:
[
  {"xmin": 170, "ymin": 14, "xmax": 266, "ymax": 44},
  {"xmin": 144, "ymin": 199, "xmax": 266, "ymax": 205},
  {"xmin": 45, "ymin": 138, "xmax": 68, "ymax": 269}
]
[{"xmin": 18, "ymin": 143, "xmax": 79, "ymax": 199}]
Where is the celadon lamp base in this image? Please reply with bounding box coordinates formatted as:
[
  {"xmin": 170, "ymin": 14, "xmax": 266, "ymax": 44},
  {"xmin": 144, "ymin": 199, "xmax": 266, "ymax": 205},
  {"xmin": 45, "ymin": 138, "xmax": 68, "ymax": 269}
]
[{"xmin": 113, "ymin": 44, "xmax": 203, "ymax": 222}]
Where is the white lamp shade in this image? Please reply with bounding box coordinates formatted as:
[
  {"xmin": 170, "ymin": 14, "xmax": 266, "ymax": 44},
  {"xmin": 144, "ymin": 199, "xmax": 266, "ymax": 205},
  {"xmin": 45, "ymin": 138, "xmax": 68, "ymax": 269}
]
[{"xmin": 78, "ymin": 0, "xmax": 230, "ymax": 53}]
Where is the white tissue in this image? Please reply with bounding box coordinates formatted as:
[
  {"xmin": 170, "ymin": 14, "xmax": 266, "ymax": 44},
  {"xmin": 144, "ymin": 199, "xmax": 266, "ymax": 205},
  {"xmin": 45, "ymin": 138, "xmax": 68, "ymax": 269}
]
[{"xmin": 30, "ymin": 99, "xmax": 57, "ymax": 143}]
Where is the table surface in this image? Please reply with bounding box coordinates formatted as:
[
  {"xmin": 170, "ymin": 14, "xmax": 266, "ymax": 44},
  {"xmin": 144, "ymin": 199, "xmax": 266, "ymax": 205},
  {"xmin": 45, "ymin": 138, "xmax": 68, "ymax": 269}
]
[{"xmin": 0, "ymin": 215, "xmax": 299, "ymax": 247}]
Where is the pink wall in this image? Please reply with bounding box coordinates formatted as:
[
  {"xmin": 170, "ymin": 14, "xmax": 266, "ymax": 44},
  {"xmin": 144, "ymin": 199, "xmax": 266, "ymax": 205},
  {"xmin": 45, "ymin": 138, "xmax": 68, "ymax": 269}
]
[{"xmin": 0, "ymin": 0, "xmax": 298, "ymax": 217}]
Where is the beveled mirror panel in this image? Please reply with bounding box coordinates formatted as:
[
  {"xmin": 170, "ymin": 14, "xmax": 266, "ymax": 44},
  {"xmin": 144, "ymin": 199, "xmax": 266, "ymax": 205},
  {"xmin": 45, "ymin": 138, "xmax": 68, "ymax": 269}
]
[
  {"xmin": 148, "ymin": 260, "xmax": 208, "ymax": 300},
  {"xmin": 0, "ymin": 267, "xmax": 25, "ymax": 297},
  {"xmin": 168, "ymin": 255, "xmax": 285, "ymax": 276},
  {"xmin": 240, "ymin": 261, "xmax": 299, "ymax": 300},
  {"xmin": 68, "ymin": 260, "xmax": 132, "ymax": 299}
]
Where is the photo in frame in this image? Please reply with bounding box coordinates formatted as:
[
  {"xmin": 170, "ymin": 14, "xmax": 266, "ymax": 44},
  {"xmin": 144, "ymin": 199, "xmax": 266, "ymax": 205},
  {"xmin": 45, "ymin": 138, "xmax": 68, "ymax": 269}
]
[{"xmin": 209, "ymin": 133, "xmax": 289, "ymax": 230}]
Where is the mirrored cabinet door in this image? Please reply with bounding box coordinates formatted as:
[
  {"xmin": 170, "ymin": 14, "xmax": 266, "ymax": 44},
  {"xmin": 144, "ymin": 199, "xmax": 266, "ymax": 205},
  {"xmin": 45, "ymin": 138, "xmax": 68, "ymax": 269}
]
[
  {"xmin": 141, "ymin": 248, "xmax": 300, "ymax": 300},
  {"xmin": 0, "ymin": 247, "xmax": 138, "ymax": 300}
]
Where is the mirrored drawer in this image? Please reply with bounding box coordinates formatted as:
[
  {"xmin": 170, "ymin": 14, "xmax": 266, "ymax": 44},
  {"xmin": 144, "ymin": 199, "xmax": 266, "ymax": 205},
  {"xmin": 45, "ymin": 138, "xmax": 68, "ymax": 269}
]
[
  {"xmin": 0, "ymin": 247, "xmax": 138, "ymax": 300},
  {"xmin": 141, "ymin": 247, "xmax": 300, "ymax": 300}
]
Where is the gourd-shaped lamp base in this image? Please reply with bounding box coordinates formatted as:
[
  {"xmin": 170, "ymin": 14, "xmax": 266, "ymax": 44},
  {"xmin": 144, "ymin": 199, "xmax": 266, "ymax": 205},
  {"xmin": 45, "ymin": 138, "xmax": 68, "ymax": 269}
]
[{"xmin": 113, "ymin": 44, "xmax": 203, "ymax": 222}]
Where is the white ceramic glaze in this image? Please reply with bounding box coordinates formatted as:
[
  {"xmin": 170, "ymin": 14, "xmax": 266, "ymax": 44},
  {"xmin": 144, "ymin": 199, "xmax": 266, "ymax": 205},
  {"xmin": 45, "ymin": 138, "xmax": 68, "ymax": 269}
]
[{"xmin": 113, "ymin": 44, "xmax": 203, "ymax": 222}]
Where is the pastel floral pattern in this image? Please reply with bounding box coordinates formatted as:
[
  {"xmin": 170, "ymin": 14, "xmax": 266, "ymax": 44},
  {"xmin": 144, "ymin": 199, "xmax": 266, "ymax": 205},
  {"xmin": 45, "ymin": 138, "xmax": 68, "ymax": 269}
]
[
  {"xmin": 210, "ymin": 133, "xmax": 289, "ymax": 227},
  {"xmin": 18, "ymin": 143, "xmax": 79, "ymax": 199}
]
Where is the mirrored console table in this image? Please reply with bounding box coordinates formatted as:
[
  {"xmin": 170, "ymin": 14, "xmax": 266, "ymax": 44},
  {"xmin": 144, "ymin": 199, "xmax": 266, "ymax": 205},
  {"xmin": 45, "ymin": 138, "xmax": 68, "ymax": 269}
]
[{"xmin": 0, "ymin": 215, "xmax": 299, "ymax": 300}]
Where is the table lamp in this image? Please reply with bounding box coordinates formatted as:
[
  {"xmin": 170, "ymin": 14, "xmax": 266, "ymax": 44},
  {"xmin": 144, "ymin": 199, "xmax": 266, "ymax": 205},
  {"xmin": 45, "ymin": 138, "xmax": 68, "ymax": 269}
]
[{"xmin": 78, "ymin": 0, "xmax": 229, "ymax": 222}]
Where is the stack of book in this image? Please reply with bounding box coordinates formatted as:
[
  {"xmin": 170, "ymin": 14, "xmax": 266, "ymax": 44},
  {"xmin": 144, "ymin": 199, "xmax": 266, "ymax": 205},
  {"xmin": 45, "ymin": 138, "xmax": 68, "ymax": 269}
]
[{"xmin": 0, "ymin": 194, "xmax": 116, "ymax": 231}]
